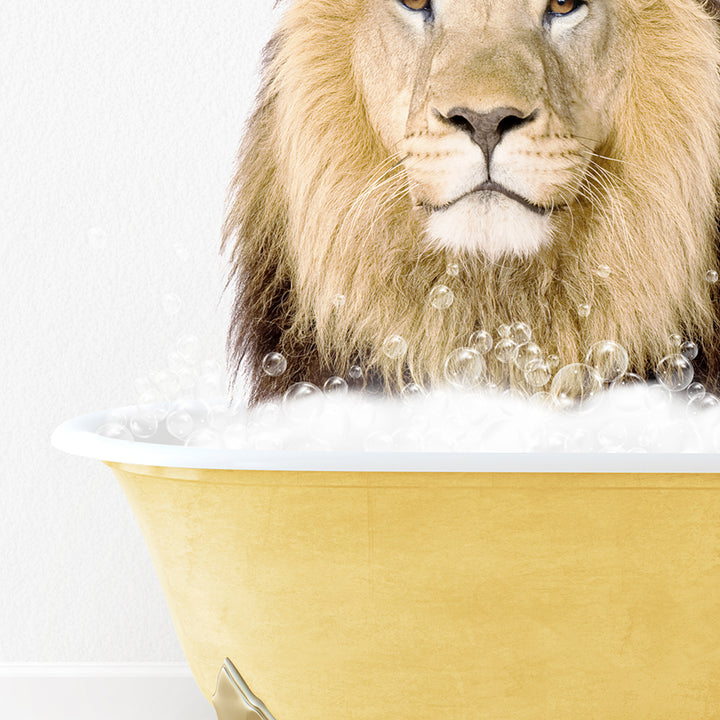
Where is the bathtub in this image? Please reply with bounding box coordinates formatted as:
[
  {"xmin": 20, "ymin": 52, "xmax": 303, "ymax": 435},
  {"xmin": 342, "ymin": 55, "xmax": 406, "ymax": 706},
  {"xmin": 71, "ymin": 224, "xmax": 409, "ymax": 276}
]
[{"xmin": 53, "ymin": 407, "xmax": 720, "ymax": 719}]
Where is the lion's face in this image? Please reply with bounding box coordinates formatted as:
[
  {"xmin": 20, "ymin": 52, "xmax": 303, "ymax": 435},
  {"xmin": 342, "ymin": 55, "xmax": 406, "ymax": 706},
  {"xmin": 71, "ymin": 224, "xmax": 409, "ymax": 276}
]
[
  {"xmin": 224, "ymin": 0, "xmax": 720, "ymax": 402},
  {"xmin": 353, "ymin": 0, "xmax": 624, "ymax": 258}
]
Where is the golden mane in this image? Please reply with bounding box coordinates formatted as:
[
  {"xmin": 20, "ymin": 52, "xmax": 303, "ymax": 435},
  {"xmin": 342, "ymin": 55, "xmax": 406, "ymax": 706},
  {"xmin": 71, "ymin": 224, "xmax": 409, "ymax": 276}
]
[{"xmin": 223, "ymin": 0, "xmax": 720, "ymax": 403}]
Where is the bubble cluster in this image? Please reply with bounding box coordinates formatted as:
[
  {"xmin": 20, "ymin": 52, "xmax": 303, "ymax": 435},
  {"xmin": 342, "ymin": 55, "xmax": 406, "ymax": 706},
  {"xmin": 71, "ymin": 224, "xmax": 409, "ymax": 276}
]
[{"xmin": 96, "ymin": 294, "xmax": 720, "ymax": 453}]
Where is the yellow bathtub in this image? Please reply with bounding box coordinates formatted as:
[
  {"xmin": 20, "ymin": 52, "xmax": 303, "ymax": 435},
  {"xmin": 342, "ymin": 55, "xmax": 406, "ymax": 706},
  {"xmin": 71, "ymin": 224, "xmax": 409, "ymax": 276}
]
[{"xmin": 53, "ymin": 409, "xmax": 720, "ymax": 719}]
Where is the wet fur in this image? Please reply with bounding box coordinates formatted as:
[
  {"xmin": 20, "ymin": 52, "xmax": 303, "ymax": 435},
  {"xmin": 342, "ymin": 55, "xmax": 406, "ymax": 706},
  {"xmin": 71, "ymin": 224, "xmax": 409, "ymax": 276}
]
[{"xmin": 223, "ymin": 0, "xmax": 720, "ymax": 403}]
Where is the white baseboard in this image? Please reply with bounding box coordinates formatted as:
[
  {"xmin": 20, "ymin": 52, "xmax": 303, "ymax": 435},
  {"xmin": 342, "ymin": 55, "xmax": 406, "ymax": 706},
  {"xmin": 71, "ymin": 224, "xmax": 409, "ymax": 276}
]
[{"xmin": 0, "ymin": 664, "xmax": 216, "ymax": 720}]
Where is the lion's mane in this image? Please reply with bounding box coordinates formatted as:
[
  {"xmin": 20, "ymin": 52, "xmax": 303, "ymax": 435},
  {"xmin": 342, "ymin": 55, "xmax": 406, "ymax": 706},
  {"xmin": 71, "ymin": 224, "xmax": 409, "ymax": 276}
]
[{"xmin": 223, "ymin": 0, "xmax": 720, "ymax": 403}]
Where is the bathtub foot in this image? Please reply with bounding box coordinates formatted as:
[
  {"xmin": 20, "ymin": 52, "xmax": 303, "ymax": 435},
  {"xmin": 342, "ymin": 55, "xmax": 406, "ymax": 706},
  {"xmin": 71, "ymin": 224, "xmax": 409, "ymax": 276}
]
[{"xmin": 212, "ymin": 658, "xmax": 277, "ymax": 720}]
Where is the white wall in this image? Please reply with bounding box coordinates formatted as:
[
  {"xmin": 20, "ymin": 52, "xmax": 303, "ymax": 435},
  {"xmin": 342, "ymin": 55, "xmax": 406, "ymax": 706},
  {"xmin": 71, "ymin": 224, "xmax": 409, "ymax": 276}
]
[{"xmin": 0, "ymin": 0, "xmax": 276, "ymax": 668}]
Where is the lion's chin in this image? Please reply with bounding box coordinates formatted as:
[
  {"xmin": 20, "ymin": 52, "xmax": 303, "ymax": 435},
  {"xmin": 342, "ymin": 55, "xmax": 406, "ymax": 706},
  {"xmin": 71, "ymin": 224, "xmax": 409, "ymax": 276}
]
[{"xmin": 424, "ymin": 193, "xmax": 552, "ymax": 260}]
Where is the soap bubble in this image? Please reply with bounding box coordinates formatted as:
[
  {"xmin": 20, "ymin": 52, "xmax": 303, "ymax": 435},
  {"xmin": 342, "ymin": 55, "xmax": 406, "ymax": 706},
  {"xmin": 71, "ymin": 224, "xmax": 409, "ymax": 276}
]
[
  {"xmin": 262, "ymin": 352, "xmax": 287, "ymax": 377},
  {"xmin": 429, "ymin": 284, "xmax": 454, "ymax": 309},
  {"xmin": 655, "ymin": 354, "xmax": 694, "ymax": 392},
  {"xmin": 585, "ymin": 341, "xmax": 629, "ymax": 383},
  {"xmin": 510, "ymin": 322, "xmax": 532, "ymax": 344},
  {"xmin": 208, "ymin": 403, "xmax": 234, "ymax": 431},
  {"xmin": 546, "ymin": 354, "xmax": 560, "ymax": 370},
  {"xmin": 176, "ymin": 333, "xmax": 202, "ymax": 364},
  {"xmin": 382, "ymin": 334, "xmax": 408, "ymax": 359},
  {"xmin": 706, "ymin": 269, "xmax": 719, "ymax": 283},
  {"xmin": 401, "ymin": 382, "xmax": 426, "ymax": 401},
  {"xmin": 680, "ymin": 341, "xmax": 699, "ymax": 360},
  {"xmin": 151, "ymin": 370, "xmax": 181, "ymax": 400},
  {"xmin": 97, "ymin": 422, "xmax": 134, "ymax": 441},
  {"xmin": 612, "ymin": 372, "xmax": 645, "ymax": 388},
  {"xmin": 550, "ymin": 363, "xmax": 603, "ymax": 409},
  {"xmin": 497, "ymin": 324, "xmax": 511, "ymax": 338},
  {"xmin": 444, "ymin": 347, "xmax": 485, "ymax": 388},
  {"xmin": 185, "ymin": 428, "xmax": 223, "ymax": 448},
  {"xmin": 175, "ymin": 366, "xmax": 197, "ymax": 393},
  {"xmin": 577, "ymin": 304, "xmax": 591, "ymax": 319},
  {"xmin": 494, "ymin": 338, "xmax": 518, "ymax": 364},
  {"xmin": 595, "ymin": 264, "xmax": 611, "ymax": 278},
  {"xmin": 166, "ymin": 409, "xmax": 195, "ymax": 440},
  {"xmin": 687, "ymin": 393, "xmax": 719, "ymax": 415},
  {"xmin": 129, "ymin": 414, "xmax": 159, "ymax": 439},
  {"xmin": 687, "ymin": 382, "xmax": 706, "ymax": 400},
  {"xmin": 283, "ymin": 382, "xmax": 324, "ymax": 422},
  {"xmin": 137, "ymin": 389, "xmax": 168, "ymax": 422},
  {"xmin": 162, "ymin": 293, "xmax": 182, "ymax": 316},
  {"xmin": 349, "ymin": 365, "xmax": 363, "ymax": 380},
  {"xmin": 669, "ymin": 333, "xmax": 683, "ymax": 348},
  {"xmin": 515, "ymin": 342, "xmax": 542, "ymax": 372},
  {"xmin": 323, "ymin": 376, "xmax": 349, "ymax": 395},
  {"xmin": 332, "ymin": 294, "xmax": 346, "ymax": 309},
  {"xmin": 446, "ymin": 262, "xmax": 460, "ymax": 277},
  {"xmin": 468, "ymin": 330, "xmax": 493, "ymax": 354},
  {"xmin": 524, "ymin": 359, "xmax": 551, "ymax": 388}
]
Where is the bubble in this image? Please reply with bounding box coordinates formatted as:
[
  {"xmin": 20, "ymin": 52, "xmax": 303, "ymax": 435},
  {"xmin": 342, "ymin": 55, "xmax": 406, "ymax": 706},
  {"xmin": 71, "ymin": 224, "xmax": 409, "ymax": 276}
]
[
  {"xmin": 162, "ymin": 292, "xmax": 182, "ymax": 316},
  {"xmin": 166, "ymin": 409, "xmax": 195, "ymax": 440},
  {"xmin": 332, "ymin": 294, "xmax": 346, "ymax": 309},
  {"xmin": 706, "ymin": 269, "xmax": 719, "ymax": 283},
  {"xmin": 669, "ymin": 333, "xmax": 682, "ymax": 348},
  {"xmin": 97, "ymin": 422, "xmax": 134, "ymax": 441},
  {"xmin": 687, "ymin": 393, "xmax": 719, "ymax": 414},
  {"xmin": 510, "ymin": 322, "xmax": 532, "ymax": 345},
  {"xmin": 262, "ymin": 352, "xmax": 287, "ymax": 377},
  {"xmin": 151, "ymin": 370, "xmax": 181, "ymax": 400},
  {"xmin": 185, "ymin": 428, "xmax": 223, "ymax": 448},
  {"xmin": 595, "ymin": 264, "xmax": 611, "ymax": 279},
  {"xmin": 550, "ymin": 363, "xmax": 603, "ymax": 409},
  {"xmin": 196, "ymin": 372, "xmax": 224, "ymax": 401},
  {"xmin": 429, "ymin": 284, "xmax": 454, "ymax": 309},
  {"xmin": 208, "ymin": 403, "xmax": 234, "ymax": 431},
  {"xmin": 546, "ymin": 354, "xmax": 560, "ymax": 370},
  {"xmin": 577, "ymin": 303, "xmax": 591, "ymax": 319},
  {"xmin": 382, "ymin": 334, "xmax": 408, "ymax": 359},
  {"xmin": 323, "ymin": 376, "xmax": 349, "ymax": 395},
  {"xmin": 443, "ymin": 347, "xmax": 485, "ymax": 389},
  {"xmin": 129, "ymin": 414, "xmax": 159, "ymax": 439},
  {"xmin": 176, "ymin": 333, "xmax": 202, "ymax": 364},
  {"xmin": 446, "ymin": 262, "xmax": 460, "ymax": 277},
  {"xmin": 137, "ymin": 389, "xmax": 168, "ymax": 422},
  {"xmin": 497, "ymin": 324, "xmax": 511, "ymax": 338},
  {"xmin": 468, "ymin": 330, "xmax": 493, "ymax": 354},
  {"xmin": 348, "ymin": 365, "xmax": 363, "ymax": 380},
  {"xmin": 494, "ymin": 338, "xmax": 518, "ymax": 364},
  {"xmin": 515, "ymin": 342, "xmax": 543, "ymax": 372},
  {"xmin": 612, "ymin": 372, "xmax": 646, "ymax": 388},
  {"xmin": 680, "ymin": 341, "xmax": 699, "ymax": 360},
  {"xmin": 175, "ymin": 366, "xmax": 197, "ymax": 392},
  {"xmin": 401, "ymin": 382, "xmax": 426, "ymax": 401},
  {"xmin": 524, "ymin": 359, "xmax": 551, "ymax": 388},
  {"xmin": 687, "ymin": 382, "xmax": 706, "ymax": 400},
  {"xmin": 655, "ymin": 354, "xmax": 694, "ymax": 392},
  {"xmin": 585, "ymin": 340, "xmax": 629, "ymax": 383},
  {"xmin": 283, "ymin": 382, "xmax": 324, "ymax": 422}
]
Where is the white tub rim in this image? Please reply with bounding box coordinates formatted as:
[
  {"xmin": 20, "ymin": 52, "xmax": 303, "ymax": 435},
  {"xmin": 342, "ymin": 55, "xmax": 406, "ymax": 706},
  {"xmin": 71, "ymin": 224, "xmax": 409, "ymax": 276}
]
[{"xmin": 51, "ymin": 407, "xmax": 720, "ymax": 474}]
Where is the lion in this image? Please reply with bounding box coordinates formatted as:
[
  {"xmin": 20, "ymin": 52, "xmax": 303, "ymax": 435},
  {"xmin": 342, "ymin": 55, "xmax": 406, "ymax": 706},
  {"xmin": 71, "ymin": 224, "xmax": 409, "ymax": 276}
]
[{"xmin": 222, "ymin": 0, "xmax": 720, "ymax": 404}]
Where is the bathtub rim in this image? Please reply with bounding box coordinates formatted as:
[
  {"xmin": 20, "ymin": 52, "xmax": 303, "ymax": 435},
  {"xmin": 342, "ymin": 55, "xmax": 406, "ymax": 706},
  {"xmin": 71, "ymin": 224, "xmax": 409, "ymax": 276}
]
[{"xmin": 52, "ymin": 406, "xmax": 720, "ymax": 473}]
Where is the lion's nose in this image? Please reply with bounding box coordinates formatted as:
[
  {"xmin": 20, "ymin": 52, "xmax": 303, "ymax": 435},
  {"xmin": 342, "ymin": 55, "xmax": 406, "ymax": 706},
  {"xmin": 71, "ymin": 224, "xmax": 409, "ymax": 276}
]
[{"xmin": 442, "ymin": 106, "xmax": 538, "ymax": 164}]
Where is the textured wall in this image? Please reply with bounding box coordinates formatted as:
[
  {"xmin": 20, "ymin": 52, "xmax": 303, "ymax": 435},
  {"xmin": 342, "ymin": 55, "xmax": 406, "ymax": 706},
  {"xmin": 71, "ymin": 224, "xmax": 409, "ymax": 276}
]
[{"xmin": 0, "ymin": 1, "xmax": 275, "ymax": 661}]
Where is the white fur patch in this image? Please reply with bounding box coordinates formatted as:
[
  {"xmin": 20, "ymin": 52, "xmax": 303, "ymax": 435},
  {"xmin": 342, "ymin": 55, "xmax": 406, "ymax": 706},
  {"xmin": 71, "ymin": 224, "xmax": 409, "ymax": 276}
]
[{"xmin": 424, "ymin": 192, "xmax": 552, "ymax": 259}]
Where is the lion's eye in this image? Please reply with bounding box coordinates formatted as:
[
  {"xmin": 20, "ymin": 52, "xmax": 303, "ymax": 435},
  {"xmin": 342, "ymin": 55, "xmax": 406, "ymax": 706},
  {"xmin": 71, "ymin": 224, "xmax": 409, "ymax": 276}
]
[
  {"xmin": 400, "ymin": 0, "xmax": 431, "ymax": 13},
  {"xmin": 547, "ymin": 0, "xmax": 582, "ymax": 15}
]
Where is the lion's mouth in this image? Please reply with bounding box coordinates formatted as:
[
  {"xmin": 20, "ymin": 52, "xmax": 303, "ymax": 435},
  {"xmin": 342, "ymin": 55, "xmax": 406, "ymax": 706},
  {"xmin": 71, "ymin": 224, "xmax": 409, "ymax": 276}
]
[{"xmin": 422, "ymin": 181, "xmax": 551, "ymax": 216}]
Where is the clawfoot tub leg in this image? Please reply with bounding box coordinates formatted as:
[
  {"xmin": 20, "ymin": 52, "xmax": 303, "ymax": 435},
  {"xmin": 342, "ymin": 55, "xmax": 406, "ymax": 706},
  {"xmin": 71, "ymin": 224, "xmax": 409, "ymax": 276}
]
[{"xmin": 212, "ymin": 658, "xmax": 278, "ymax": 720}]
